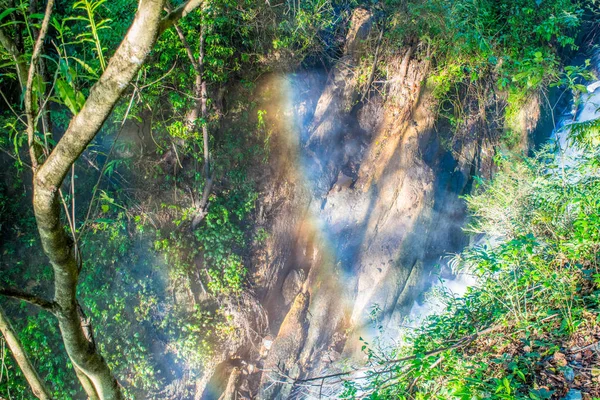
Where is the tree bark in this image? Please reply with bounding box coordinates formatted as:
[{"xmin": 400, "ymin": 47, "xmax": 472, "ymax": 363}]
[
  {"xmin": 198, "ymin": 23, "xmax": 209, "ymax": 179},
  {"xmin": 0, "ymin": 27, "xmax": 28, "ymax": 91},
  {"xmin": 0, "ymin": 305, "xmax": 53, "ymax": 400},
  {"xmin": 28, "ymin": 0, "xmax": 204, "ymax": 398},
  {"xmin": 25, "ymin": 0, "xmax": 54, "ymax": 170},
  {"xmin": 174, "ymin": 16, "xmax": 213, "ymax": 229},
  {"xmin": 0, "ymin": 288, "xmax": 57, "ymax": 312}
]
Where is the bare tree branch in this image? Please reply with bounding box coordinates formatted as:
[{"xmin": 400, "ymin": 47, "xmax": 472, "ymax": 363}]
[
  {"xmin": 170, "ymin": 8, "xmax": 213, "ymax": 229},
  {"xmin": 25, "ymin": 0, "xmax": 55, "ymax": 170},
  {"xmin": 292, "ymin": 324, "xmax": 506, "ymax": 384},
  {"xmin": 158, "ymin": 0, "xmax": 204, "ymax": 35},
  {"xmin": 0, "ymin": 288, "xmax": 57, "ymax": 313},
  {"xmin": 0, "ymin": 305, "xmax": 54, "ymax": 399},
  {"xmin": 0, "ymin": 27, "xmax": 28, "ymax": 90},
  {"xmin": 173, "ymin": 23, "xmax": 200, "ymax": 71}
]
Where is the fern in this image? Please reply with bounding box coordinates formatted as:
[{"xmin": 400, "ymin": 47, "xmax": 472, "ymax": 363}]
[{"xmin": 564, "ymin": 116, "xmax": 600, "ymax": 151}]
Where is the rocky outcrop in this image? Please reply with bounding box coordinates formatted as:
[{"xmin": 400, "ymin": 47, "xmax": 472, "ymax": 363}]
[
  {"xmin": 258, "ymin": 292, "xmax": 310, "ymax": 399},
  {"xmin": 281, "ymin": 269, "xmax": 305, "ymax": 306},
  {"xmin": 219, "ymin": 367, "xmax": 241, "ymax": 400},
  {"xmin": 305, "ymin": 8, "xmax": 373, "ymax": 194},
  {"xmin": 240, "ymin": 6, "xmax": 544, "ymax": 399}
]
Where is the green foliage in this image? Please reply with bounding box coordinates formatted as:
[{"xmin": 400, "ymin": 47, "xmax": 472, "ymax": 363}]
[
  {"xmin": 551, "ymin": 61, "xmax": 596, "ymax": 109},
  {"xmin": 55, "ymin": 76, "xmax": 86, "ymax": 115},
  {"xmin": 71, "ymin": 0, "xmax": 110, "ymax": 71},
  {"xmin": 197, "ymin": 190, "xmax": 257, "ymax": 293},
  {"xmin": 272, "ymin": 0, "xmax": 339, "ymax": 58},
  {"xmin": 154, "ymin": 182, "xmax": 257, "ymax": 295},
  {"xmin": 384, "ymin": 0, "xmax": 582, "ymax": 144},
  {"xmin": 0, "ymin": 308, "xmax": 80, "ymax": 399},
  {"xmin": 348, "ymin": 115, "xmax": 600, "ymax": 397},
  {"xmin": 566, "ymin": 114, "xmax": 600, "ymax": 151},
  {"xmin": 2, "ymin": 0, "xmax": 594, "ymax": 398},
  {"xmin": 78, "ymin": 229, "xmax": 162, "ymax": 395},
  {"xmin": 149, "ymin": 0, "xmax": 262, "ymax": 101},
  {"xmin": 0, "ymin": 0, "xmax": 135, "ymax": 145},
  {"xmin": 0, "ymin": 195, "xmax": 239, "ymax": 398},
  {"xmin": 0, "ymin": 0, "xmax": 340, "ymax": 398}
]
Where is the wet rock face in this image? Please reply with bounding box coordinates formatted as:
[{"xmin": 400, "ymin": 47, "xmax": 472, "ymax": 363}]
[
  {"xmin": 244, "ymin": 5, "xmax": 543, "ymax": 399},
  {"xmin": 258, "ymin": 292, "xmax": 310, "ymax": 399},
  {"xmin": 329, "ymin": 171, "xmax": 354, "ymax": 193},
  {"xmin": 305, "ymin": 8, "xmax": 374, "ymax": 196},
  {"xmin": 281, "ymin": 269, "xmax": 305, "ymax": 306}
]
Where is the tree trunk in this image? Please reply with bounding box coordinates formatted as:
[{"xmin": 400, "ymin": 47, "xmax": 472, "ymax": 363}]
[
  {"xmin": 29, "ymin": 0, "xmax": 202, "ymax": 398},
  {"xmin": 199, "ymin": 23, "xmax": 209, "ymax": 178},
  {"xmin": 0, "ymin": 305, "xmax": 53, "ymax": 400},
  {"xmin": 0, "ymin": 0, "xmax": 203, "ymax": 398},
  {"xmin": 192, "ymin": 22, "xmax": 213, "ymax": 228},
  {"xmin": 175, "ymin": 17, "xmax": 213, "ymax": 229},
  {"xmin": 0, "ymin": 27, "xmax": 28, "ymax": 91}
]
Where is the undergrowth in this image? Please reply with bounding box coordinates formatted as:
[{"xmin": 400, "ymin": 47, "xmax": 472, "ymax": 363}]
[
  {"xmin": 344, "ymin": 114, "xmax": 600, "ymax": 398},
  {"xmin": 381, "ymin": 0, "xmax": 590, "ymax": 147}
]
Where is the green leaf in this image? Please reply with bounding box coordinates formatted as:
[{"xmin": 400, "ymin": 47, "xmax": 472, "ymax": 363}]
[
  {"xmin": 76, "ymin": 91, "xmax": 86, "ymax": 111},
  {"xmin": 70, "ymin": 56, "xmax": 99, "ymax": 77},
  {"xmin": 0, "ymin": 7, "xmax": 17, "ymax": 23},
  {"xmin": 55, "ymin": 78, "xmax": 80, "ymax": 115}
]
